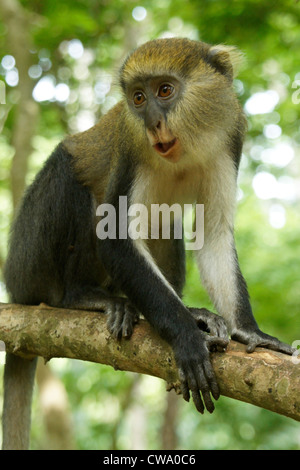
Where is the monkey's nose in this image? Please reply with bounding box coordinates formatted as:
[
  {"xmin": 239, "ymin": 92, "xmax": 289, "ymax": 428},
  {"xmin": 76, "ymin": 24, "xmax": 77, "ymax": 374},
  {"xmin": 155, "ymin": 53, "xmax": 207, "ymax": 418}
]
[{"xmin": 145, "ymin": 106, "xmax": 163, "ymax": 132}]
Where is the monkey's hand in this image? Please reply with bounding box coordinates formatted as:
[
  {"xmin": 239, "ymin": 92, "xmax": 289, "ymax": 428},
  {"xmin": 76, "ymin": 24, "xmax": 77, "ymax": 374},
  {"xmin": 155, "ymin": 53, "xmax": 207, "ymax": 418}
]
[
  {"xmin": 188, "ymin": 307, "xmax": 229, "ymax": 344},
  {"xmin": 173, "ymin": 328, "xmax": 227, "ymax": 414},
  {"xmin": 231, "ymin": 327, "xmax": 295, "ymax": 355},
  {"xmin": 106, "ymin": 298, "xmax": 139, "ymax": 340}
]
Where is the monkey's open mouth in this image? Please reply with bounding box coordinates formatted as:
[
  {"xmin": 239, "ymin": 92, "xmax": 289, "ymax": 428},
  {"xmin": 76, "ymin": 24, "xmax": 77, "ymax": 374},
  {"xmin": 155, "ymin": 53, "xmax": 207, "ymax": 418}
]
[{"xmin": 154, "ymin": 138, "xmax": 177, "ymax": 156}]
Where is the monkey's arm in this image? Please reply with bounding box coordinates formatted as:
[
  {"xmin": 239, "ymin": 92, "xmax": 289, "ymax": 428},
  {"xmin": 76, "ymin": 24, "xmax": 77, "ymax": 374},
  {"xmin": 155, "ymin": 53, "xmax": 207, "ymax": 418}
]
[
  {"xmin": 101, "ymin": 236, "xmax": 229, "ymax": 413},
  {"xmin": 197, "ymin": 236, "xmax": 293, "ymax": 354},
  {"xmin": 97, "ymin": 173, "xmax": 227, "ymax": 413},
  {"xmin": 195, "ymin": 158, "xmax": 294, "ymax": 355},
  {"xmin": 148, "ymin": 236, "xmax": 229, "ymax": 340}
]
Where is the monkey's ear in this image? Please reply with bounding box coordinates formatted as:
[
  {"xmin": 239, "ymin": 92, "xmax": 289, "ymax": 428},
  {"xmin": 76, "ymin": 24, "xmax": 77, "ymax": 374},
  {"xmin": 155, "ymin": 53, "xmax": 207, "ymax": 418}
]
[{"xmin": 207, "ymin": 45, "xmax": 244, "ymax": 81}]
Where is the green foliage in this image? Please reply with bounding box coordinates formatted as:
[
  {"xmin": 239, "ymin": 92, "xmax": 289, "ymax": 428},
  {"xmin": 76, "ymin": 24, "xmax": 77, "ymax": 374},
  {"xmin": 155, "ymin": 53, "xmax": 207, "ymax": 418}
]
[{"xmin": 0, "ymin": 0, "xmax": 299, "ymax": 450}]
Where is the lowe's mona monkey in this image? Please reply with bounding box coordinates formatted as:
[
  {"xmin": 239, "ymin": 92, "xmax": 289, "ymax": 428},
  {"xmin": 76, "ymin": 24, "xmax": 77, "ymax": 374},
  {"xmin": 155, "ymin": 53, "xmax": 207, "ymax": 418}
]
[{"xmin": 3, "ymin": 38, "xmax": 293, "ymax": 449}]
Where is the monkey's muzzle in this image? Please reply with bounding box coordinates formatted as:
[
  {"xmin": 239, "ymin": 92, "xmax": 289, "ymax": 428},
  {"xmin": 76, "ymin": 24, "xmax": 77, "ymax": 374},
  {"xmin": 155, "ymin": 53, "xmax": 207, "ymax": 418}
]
[{"xmin": 154, "ymin": 138, "xmax": 177, "ymax": 156}]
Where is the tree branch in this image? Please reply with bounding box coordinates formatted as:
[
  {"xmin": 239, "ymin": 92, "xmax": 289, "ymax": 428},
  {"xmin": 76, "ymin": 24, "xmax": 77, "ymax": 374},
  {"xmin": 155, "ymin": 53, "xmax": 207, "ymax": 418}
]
[{"xmin": 0, "ymin": 303, "xmax": 299, "ymax": 422}]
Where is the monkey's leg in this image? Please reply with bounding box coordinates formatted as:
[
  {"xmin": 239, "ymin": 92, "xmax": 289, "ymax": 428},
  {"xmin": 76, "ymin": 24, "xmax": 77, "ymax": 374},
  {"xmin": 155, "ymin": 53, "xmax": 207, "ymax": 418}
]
[{"xmin": 61, "ymin": 286, "xmax": 139, "ymax": 339}]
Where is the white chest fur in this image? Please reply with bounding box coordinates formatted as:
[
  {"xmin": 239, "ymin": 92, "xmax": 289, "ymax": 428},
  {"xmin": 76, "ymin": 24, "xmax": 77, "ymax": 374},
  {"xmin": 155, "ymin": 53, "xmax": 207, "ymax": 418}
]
[{"xmin": 131, "ymin": 162, "xmax": 202, "ymax": 209}]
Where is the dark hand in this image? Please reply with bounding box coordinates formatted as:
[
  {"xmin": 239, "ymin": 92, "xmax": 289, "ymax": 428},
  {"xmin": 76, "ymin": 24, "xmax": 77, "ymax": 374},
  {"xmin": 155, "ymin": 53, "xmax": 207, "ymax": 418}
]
[
  {"xmin": 106, "ymin": 298, "xmax": 139, "ymax": 339},
  {"xmin": 232, "ymin": 327, "xmax": 295, "ymax": 355},
  {"xmin": 189, "ymin": 307, "xmax": 229, "ymax": 343},
  {"xmin": 173, "ymin": 328, "xmax": 227, "ymax": 414}
]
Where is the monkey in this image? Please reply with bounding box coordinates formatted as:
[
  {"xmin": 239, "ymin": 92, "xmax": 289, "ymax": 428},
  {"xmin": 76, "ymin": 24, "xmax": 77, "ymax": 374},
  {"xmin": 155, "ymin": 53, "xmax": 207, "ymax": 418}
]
[{"xmin": 2, "ymin": 38, "xmax": 294, "ymax": 450}]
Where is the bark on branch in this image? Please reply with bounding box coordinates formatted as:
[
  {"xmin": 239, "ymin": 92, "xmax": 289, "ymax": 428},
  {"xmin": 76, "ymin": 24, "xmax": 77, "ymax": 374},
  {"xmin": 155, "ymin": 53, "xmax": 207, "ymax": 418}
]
[{"xmin": 0, "ymin": 303, "xmax": 299, "ymax": 422}]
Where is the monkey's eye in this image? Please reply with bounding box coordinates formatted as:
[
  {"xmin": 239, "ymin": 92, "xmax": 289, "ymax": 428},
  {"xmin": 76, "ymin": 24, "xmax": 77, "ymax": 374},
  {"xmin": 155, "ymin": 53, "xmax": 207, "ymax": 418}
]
[
  {"xmin": 133, "ymin": 91, "xmax": 146, "ymax": 107},
  {"xmin": 157, "ymin": 84, "xmax": 174, "ymax": 99}
]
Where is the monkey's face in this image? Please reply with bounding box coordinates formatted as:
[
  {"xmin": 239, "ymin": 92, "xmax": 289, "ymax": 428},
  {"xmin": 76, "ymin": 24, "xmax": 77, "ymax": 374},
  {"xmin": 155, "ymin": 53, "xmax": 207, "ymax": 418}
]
[
  {"xmin": 126, "ymin": 76, "xmax": 183, "ymax": 163},
  {"xmin": 121, "ymin": 38, "xmax": 245, "ymax": 165}
]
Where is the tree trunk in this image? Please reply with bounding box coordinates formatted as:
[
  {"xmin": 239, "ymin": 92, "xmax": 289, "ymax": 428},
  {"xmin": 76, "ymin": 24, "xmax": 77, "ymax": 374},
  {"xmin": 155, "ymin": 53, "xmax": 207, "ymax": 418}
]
[
  {"xmin": 0, "ymin": 0, "xmax": 39, "ymax": 209},
  {"xmin": 161, "ymin": 391, "xmax": 179, "ymax": 450},
  {"xmin": 0, "ymin": 303, "xmax": 299, "ymax": 422},
  {"xmin": 36, "ymin": 358, "xmax": 76, "ymax": 450}
]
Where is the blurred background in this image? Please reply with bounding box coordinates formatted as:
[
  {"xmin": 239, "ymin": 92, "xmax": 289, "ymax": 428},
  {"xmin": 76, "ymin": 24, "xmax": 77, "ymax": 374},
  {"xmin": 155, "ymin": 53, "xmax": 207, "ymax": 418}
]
[{"xmin": 0, "ymin": 0, "xmax": 299, "ymax": 450}]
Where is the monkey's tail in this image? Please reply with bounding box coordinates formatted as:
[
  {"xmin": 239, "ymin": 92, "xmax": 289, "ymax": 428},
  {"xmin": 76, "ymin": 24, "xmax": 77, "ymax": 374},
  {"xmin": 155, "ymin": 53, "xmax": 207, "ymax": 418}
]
[{"xmin": 2, "ymin": 353, "xmax": 37, "ymax": 450}]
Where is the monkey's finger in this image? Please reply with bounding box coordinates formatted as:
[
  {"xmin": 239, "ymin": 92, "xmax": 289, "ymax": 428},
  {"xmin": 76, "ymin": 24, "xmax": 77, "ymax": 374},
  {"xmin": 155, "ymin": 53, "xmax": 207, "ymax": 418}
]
[
  {"xmin": 216, "ymin": 322, "xmax": 229, "ymax": 340},
  {"xmin": 246, "ymin": 342, "xmax": 257, "ymax": 353},
  {"xmin": 205, "ymin": 319, "xmax": 227, "ymax": 339},
  {"xmin": 276, "ymin": 342, "xmax": 296, "ymax": 355},
  {"xmin": 206, "ymin": 336, "xmax": 229, "ymax": 352},
  {"xmin": 186, "ymin": 367, "xmax": 206, "ymax": 414},
  {"xmin": 180, "ymin": 370, "xmax": 207, "ymax": 414},
  {"xmin": 178, "ymin": 365, "xmax": 206, "ymax": 413},
  {"xmin": 191, "ymin": 386, "xmax": 205, "ymax": 414},
  {"xmin": 194, "ymin": 365, "xmax": 214, "ymax": 413},
  {"xmin": 122, "ymin": 319, "xmax": 134, "ymax": 338},
  {"xmin": 246, "ymin": 339, "xmax": 295, "ymax": 356},
  {"xmin": 178, "ymin": 368, "xmax": 190, "ymax": 403},
  {"xmin": 107, "ymin": 304, "xmax": 127, "ymax": 339},
  {"xmin": 262, "ymin": 338, "xmax": 296, "ymax": 355},
  {"xmin": 123, "ymin": 305, "xmax": 139, "ymax": 338},
  {"xmin": 106, "ymin": 312, "xmax": 118, "ymax": 336},
  {"xmin": 113, "ymin": 305, "xmax": 125, "ymax": 339},
  {"xmin": 203, "ymin": 360, "xmax": 220, "ymax": 402}
]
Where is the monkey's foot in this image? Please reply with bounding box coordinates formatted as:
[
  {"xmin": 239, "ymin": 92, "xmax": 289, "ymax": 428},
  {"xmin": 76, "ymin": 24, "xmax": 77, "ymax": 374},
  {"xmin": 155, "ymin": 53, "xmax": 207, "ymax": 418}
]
[
  {"xmin": 189, "ymin": 307, "xmax": 229, "ymax": 342},
  {"xmin": 231, "ymin": 328, "xmax": 295, "ymax": 355},
  {"xmin": 106, "ymin": 298, "xmax": 139, "ymax": 340}
]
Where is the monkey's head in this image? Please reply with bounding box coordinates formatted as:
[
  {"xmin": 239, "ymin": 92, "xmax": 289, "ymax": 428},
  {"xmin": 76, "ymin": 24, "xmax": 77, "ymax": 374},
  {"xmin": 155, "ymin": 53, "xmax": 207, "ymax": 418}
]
[{"xmin": 120, "ymin": 38, "xmax": 245, "ymax": 165}]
